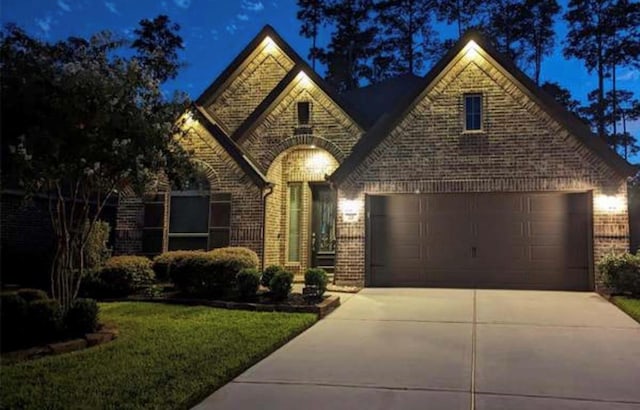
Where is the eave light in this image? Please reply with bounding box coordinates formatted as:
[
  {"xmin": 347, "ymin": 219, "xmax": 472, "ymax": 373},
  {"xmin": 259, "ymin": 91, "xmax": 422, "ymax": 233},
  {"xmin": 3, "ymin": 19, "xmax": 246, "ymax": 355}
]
[
  {"xmin": 264, "ymin": 36, "xmax": 277, "ymax": 54},
  {"xmin": 465, "ymin": 40, "xmax": 479, "ymax": 59},
  {"xmin": 297, "ymin": 71, "xmax": 312, "ymax": 88}
]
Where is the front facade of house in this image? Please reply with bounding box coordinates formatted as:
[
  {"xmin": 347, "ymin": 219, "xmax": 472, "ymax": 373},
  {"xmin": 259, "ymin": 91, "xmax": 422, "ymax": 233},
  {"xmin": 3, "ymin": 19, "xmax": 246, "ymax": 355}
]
[{"xmin": 115, "ymin": 26, "xmax": 634, "ymax": 291}]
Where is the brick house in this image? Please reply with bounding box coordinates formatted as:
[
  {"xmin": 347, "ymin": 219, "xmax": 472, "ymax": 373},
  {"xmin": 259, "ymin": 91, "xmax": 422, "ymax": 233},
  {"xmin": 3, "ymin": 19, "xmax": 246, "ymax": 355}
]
[{"xmin": 115, "ymin": 25, "xmax": 635, "ymax": 291}]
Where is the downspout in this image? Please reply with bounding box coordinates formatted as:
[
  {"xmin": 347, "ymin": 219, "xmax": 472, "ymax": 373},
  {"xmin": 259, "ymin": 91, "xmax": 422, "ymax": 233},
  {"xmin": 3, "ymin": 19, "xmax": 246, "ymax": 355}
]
[{"xmin": 260, "ymin": 184, "xmax": 274, "ymax": 271}]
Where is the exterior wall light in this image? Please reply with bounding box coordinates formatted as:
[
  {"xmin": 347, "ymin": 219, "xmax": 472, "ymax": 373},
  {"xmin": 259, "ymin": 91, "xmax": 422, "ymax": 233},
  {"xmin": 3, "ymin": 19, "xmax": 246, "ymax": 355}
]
[
  {"xmin": 340, "ymin": 198, "xmax": 361, "ymax": 222},
  {"xmin": 306, "ymin": 151, "xmax": 330, "ymax": 173},
  {"xmin": 594, "ymin": 195, "xmax": 625, "ymax": 213},
  {"xmin": 184, "ymin": 112, "xmax": 197, "ymax": 127}
]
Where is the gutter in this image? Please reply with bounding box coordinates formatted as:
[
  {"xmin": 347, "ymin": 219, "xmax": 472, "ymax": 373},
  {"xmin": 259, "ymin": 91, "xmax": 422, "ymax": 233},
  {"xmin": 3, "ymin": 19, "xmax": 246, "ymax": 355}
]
[{"xmin": 260, "ymin": 184, "xmax": 274, "ymax": 271}]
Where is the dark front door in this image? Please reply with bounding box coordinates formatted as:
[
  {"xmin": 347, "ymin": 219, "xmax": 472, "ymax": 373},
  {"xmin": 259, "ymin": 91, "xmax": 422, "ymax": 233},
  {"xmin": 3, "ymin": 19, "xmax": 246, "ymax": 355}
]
[
  {"xmin": 311, "ymin": 184, "xmax": 336, "ymax": 272},
  {"xmin": 367, "ymin": 193, "xmax": 591, "ymax": 290}
]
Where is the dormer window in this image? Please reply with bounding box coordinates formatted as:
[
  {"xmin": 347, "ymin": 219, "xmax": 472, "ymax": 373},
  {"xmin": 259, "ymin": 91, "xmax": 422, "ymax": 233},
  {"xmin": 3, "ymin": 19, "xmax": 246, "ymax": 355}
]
[
  {"xmin": 297, "ymin": 101, "xmax": 311, "ymax": 126},
  {"xmin": 464, "ymin": 94, "xmax": 483, "ymax": 131}
]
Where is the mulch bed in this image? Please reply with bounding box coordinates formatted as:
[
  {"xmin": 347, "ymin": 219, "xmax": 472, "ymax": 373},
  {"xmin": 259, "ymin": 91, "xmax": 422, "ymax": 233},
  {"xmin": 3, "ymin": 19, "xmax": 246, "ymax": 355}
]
[{"xmin": 105, "ymin": 291, "xmax": 341, "ymax": 318}]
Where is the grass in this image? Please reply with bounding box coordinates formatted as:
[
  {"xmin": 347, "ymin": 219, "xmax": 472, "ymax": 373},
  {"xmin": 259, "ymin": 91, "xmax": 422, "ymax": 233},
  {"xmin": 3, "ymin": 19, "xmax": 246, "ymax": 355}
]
[
  {"xmin": 0, "ymin": 302, "xmax": 316, "ymax": 410},
  {"xmin": 612, "ymin": 296, "xmax": 640, "ymax": 323}
]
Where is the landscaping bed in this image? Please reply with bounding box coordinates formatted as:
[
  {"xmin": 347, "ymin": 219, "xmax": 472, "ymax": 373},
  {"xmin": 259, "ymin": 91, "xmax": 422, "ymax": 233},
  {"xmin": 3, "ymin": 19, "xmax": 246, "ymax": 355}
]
[
  {"xmin": 112, "ymin": 291, "xmax": 341, "ymax": 318},
  {"xmin": 0, "ymin": 302, "xmax": 316, "ymax": 410}
]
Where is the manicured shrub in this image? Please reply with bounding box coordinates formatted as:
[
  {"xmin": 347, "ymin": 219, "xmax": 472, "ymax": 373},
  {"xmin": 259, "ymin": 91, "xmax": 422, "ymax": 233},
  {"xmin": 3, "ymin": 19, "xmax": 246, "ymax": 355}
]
[
  {"xmin": 65, "ymin": 298, "xmax": 99, "ymax": 336},
  {"xmin": 16, "ymin": 288, "xmax": 49, "ymax": 302},
  {"xmin": 152, "ymin": 250, "xmax": 202, "ymax": 281},
  {"xmin": 27, "ymin": 299, "xmax": 63, "ymax": 344},
  {"xmin": 598, "ymin": 251, "xmax": 640, "ymax": 296},
  {"xmin": 0, "ymin": 292, "xmax": 28, "ymax": 351},
  {"xmin": 99, "ymin": 255, "xmax": 155, "ymax": 297},
  {"xmin": 304, "ymin": 268, "xmax": 329, "ymax": 297},
  {"xmin": 236, "ymin": 268, "xmax": 260, "ymax": 300},
  {"xmin": 209, "ymin": 247, "xmax": 259, "ymax": 273},
  {"xmin": 270, "ymin": 270, "xmax": 294, "ymax": 301},
  {"xmin": 171, "ymin": 253, "xmax": 227, "ymax": 296},
  {"xmin": 170, "ymin": 248, "xmax": 259, "ymax": 297},
  {"xmin": 261, "ymin": 265, "xmax": 282, "ymax": 288}
]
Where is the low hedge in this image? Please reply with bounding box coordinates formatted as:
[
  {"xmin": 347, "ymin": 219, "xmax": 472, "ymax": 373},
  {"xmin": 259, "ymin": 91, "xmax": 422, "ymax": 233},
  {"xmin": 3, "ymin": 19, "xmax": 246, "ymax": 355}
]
[
  {"xmin": 170, "ymin": 247, "xmax": 259, "ymax": 297},
  {"xmin": 152, "ymin": 251, "xmax": 202, "ymax": 282},
  {"xmin": 100, "ymin": 255, "xmax": 155, "ymax": 297},
  {"xmin": 236, "ymin": 268, "xmax": 260, "ymax": 300},
  {"xmin": 598, "ymin": 251, "xmax": 640, "ymax": 296}
]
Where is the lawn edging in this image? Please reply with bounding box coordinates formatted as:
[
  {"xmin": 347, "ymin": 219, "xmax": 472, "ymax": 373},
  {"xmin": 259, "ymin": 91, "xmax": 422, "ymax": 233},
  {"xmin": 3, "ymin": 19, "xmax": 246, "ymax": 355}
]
[
  {"xmin": 102, "ymin": 294, "xmax": 341, "ymax": 318},
  {"xmin": 1, "ymin": 323, "xmax": 119, "ymax": 363}
]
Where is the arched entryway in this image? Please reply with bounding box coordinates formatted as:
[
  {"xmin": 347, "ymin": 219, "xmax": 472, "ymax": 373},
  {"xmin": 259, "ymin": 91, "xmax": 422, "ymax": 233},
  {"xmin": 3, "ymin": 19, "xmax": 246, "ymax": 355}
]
[{"xmin": 264, "ymin": 145, "xmax": 339, "ymax": 276}]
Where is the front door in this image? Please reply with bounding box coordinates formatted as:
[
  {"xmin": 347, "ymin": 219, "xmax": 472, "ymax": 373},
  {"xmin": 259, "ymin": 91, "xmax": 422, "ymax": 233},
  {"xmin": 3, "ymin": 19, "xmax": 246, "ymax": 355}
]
[{"xmin": 311, "ymin": 184, "xmax": 336, "ymax": 272}]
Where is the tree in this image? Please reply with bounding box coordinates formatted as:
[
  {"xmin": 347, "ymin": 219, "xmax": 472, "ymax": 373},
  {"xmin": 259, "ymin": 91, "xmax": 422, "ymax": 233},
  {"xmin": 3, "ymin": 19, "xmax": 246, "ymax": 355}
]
[
  {"xmin": 610, "ymin": 90, "xmax": 640, "ymax": 160},
  {"xmin": 132, "ymin": 15, "xmax": 184, "ymax": 82},
  {"xmin": 435, "ymin": 0, "xmax": 484, "ymax": 38},
  {"xmin": 297, "ymin": 0, "xmax": 328, "ymax": 69},
  {"xmin": 373, "ymin": 0, "xmax": 441, "ymax": 78},
  {"xmin": 320, "ymin": 0, "xmax": 378, "ymax": 92},
  {"xmin": 579, "ymin": 88, "xmax": 640, "ymax": 157},
  {"xmin": 564, "ymin": 0, "xmax": 629, "ymax": 139},
  {"xmin": 541, "ymin": 81, "xmax": 582, "ymax": 114},
  {"xmin": 0, "ymin": 18, "xmax": 193, "ymax": 310},
  {"xmin": 483, "ymin": 0, "xmax": 528, "ymax": 65},
  {"xmin": 602, "ymin": 0, "xmax": 640, "ymax": 138},
  {"xmin": 520, "ymin": 0, "xmax": 561, "ymax": 84}
]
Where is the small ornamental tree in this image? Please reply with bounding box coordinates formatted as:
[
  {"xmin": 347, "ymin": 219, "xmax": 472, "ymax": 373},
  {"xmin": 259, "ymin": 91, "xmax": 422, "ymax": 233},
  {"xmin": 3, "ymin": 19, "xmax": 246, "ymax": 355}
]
[{"xmin": 0, "ymin": 16, "xmax": 194, "ymax": 311}]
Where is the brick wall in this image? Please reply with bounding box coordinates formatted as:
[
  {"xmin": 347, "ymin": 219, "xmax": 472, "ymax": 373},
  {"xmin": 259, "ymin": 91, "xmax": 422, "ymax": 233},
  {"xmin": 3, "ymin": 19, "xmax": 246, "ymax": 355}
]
[
  {"xmin": 333, "ymin": 48, "xmax": 629, "ymax": 289},
  {"xmin": 115, "ymin": 122, "xmax": 264, "ymax": 259},
  {"xmin": 206, "ymin": 40, "xmax": 294, "ymax": 134}
]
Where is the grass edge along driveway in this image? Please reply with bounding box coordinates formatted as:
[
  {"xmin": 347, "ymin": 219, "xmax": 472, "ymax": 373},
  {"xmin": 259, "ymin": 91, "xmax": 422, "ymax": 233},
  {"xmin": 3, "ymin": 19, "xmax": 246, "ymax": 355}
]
[
  {"xmin": 612, "ymin": 296, "xmax": 640, "ymax": 323},
  {"xmin": 0, "ymin": 302, "xmax": 316, "ymax": 410}
]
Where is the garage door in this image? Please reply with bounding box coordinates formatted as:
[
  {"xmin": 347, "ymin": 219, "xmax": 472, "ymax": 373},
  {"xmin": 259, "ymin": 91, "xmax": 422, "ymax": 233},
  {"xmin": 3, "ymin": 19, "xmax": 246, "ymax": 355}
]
[{"xmin": 367, "ymin": 193, "xmax": 591, "ymax": 290}]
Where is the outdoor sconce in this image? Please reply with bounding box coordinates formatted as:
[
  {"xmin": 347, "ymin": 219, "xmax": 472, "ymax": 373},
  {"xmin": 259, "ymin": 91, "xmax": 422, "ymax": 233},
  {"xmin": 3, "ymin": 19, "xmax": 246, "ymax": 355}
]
[
  {"xmin": 341, "ymin": 199, "xmax": 361, "ymax": 222},
  {"xmin": 594, "ymin": 195, "xmax": 625, "ymax": 213}
]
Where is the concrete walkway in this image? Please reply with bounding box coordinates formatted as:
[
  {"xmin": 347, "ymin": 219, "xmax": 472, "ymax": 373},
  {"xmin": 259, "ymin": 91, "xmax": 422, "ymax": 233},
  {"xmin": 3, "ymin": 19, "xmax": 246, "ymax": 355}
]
[{"xmin": 194, "ymin": 289, "xmax": 640, "ymax": 410}]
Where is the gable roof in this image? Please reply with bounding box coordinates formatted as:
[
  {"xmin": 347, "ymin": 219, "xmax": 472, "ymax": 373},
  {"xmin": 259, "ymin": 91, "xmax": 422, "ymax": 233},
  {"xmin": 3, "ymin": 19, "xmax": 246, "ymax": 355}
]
[
  {"xmin": 193, "ymin": 105, "xmax": 270, "ymax": 188},
  {"xmin": 329, "ymin": 30, "xmax": 636, "ymax": 184},
  {"xmin": 341, "ymin": 74, "xmax": 424, "ymax": 128},
  {"xmin": 230, "ymin": 60, "xmax": 369, "ymax": 144}
]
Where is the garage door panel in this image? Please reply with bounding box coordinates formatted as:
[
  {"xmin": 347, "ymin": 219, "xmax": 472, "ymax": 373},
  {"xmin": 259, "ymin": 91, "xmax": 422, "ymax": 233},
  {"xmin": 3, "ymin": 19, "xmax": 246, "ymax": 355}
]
[{"xmin": 368, "ymin": 193, "xmax": 591, "ymax": 290}]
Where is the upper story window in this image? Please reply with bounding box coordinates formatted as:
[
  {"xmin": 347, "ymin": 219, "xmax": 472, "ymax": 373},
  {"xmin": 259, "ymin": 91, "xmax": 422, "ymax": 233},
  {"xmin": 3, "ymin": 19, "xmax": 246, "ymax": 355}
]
[
  {"xmin": 297, "ymin": 101, "xmax": 311, "ymax": 126},
  {"xmin": 464, "ymin": 94, "xmax": 483, "ymax": 131}
]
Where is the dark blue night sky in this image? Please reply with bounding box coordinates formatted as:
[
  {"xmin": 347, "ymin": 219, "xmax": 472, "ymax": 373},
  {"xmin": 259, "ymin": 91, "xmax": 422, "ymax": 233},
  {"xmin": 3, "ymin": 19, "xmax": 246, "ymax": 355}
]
[{"xmin": 2, "ymin": 0, "xmax": 638, "ymax": 161}]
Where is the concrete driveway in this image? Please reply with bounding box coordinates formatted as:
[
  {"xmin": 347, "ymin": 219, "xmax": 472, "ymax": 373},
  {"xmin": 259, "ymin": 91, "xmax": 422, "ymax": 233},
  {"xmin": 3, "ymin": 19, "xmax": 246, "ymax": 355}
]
[{"xmin": 194, "ymin": 289, "xmax": 640, "ymax": 410}]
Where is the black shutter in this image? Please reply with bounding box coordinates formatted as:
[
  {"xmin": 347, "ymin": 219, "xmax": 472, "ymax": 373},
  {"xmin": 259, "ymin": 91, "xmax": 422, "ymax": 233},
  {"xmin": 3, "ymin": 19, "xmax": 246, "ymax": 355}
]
[
  {"xmin": 142, "ymin": 193, "xmax": 165, "ymax": 255},
  {"xmin": 209, "ymin": 193, "xmax": 231, "ymax": 250}
]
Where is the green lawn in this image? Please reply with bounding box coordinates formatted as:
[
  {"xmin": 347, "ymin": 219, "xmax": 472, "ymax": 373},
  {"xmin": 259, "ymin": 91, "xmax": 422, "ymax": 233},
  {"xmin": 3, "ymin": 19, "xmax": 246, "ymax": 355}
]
[
  {"xmin": 612, "ymin": 296, "xmax": 640, "ymax": 323},
  {"xmin": 0, "ymin": 302, "xmax": 316, "ymax": 410}
]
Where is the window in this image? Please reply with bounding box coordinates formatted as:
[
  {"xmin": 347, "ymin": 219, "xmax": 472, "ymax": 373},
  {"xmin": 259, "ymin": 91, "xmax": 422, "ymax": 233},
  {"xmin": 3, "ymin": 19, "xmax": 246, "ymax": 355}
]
[
  {"xmin": 142, "ymin": 193, "xmax": 165, "ymax": 255},
  {"xmin": 287, "ymin": 183, "xmax": 303, "ymax": 262},
  {"xmin": 297, "ymin": 101, "xmax": 310, "ymax": 126},
  {"xmin": 209, "ymin": 193, "xmax": 231, "ymax": 250},
  {"xmin": 168, "ymin": 177, "xmax": 210, "ymax": 251},
  {"xmin": 464, "ymin": 94, "xmax": 482, "ymax": 131}
]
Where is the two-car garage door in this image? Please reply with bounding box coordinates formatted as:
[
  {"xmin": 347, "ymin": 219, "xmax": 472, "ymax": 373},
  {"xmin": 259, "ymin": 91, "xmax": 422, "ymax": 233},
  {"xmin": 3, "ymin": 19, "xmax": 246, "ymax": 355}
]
[{"xmin": 367, "ymin": 193, "xmax": 591, "ymax": 290}]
